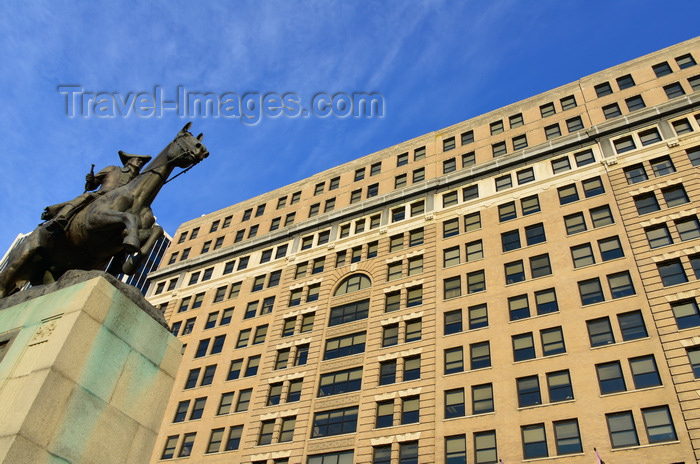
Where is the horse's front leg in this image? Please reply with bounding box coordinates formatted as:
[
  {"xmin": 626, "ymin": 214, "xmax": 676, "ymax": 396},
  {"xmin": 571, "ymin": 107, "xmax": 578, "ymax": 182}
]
[{"xmin": 85, "ymin": 209, "xmax": 141, "ymax": 252}]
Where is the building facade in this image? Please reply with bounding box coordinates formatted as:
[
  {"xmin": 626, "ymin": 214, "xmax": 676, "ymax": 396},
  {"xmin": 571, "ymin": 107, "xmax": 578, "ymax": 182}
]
[{"xmin": 147, "ymin": 38, "xmax": 700, "ymax": 463}]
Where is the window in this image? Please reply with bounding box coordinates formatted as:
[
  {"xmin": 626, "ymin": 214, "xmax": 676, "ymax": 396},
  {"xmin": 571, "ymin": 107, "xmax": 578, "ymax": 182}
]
[
  {"xmin": 629, "ymin": 355, "xmax": 661, "ymax": 389},
  {"xmin": 658, "ymin": 259, "xmax": 687, "ymax": 286},
  {"xmin": 443, "ymin": 158, "xmax": 457, "ymax": 174},
  {"xmin": 178, "ymin": 433, "xmax": 196, "ymax": 458},
  {"xmin": 461, "ymin": 130, "xmax": 474, "ymax": 145},
  {"xmin": 444, "ymin": 137, "xmax": 456, "ymax": 151},
  {"xmin": 625, "ymin": 95, "xmax": 645, "ymax": 111},
  {"xmin": 677, "ymin": 53, "xmax": 697, "ymax": 69},
  {"xmin": 624, "ymin": 163, "xmax": 647, "ymax": 184},
  {"xmin": 354, "ymin": 168, "xmax": 365, "ymax": 181},
  {"xmin": 662, "ymin": 184, "xmax": 690, "ymax": 207},
  {"xmin": 490, "ymin": 120, "xmax": 504, "ymax": 135},
  {"xmin": 664, "ymin": 82, "xmax": 686, "ymax": 99},
  {"xmin": 474, "ymin": 431, "xmax": 497, "ymax": 464},
  {"xmin": 541, "ymin": 327, "xmax": 565, "ymax": 356},
  {"xmin": 689, "ymin": 75, "xmax": 700, "ymax": 91},
  {"xmin": 444, "ymin": 247, "xmax": 460, "ymax": 268},
  {"xmin": 603, "ymin": 103, "xmax": 622, "ymax": 119},
  {"xmin": 329, "ymin": 176, "xmax": 340, "ymax": 190},
  {"xmin": 597, "ymin": 361, "xmax": 626, "ymax": 394},
  {"xmin": 401, "ymin": 396, "xmax": 420, "ymax": 424},
  {"xmin": 407, "ymin": 286, "xmax": 422, "ymax": 306},
  {"xmin": 324, "ymin": 332, "xmax": 366, "ymax": 360},
  {"xmin": 287, "ymin": 379, "xmax": 303, "ymax": 402},
  {"xmin": 505, "ymin": 260, "xmax": 525, "ymax": 284},
  {"xmin": 633, "ymin": 193, "xmax": 660, "ymax": 215},
  {"xmin": 324, "ymin": 198, "xmax": 335, "ymax": 213},
  {"xmin": 392, "ymin": 206, "xmax": 406, "ymax": 222},
  {"xmin": 370, "ymin": 162, "xmax": 382, "ymax": 176},
  {"xmin": 462, "ymin": 151, "xmax": 476, "ymax": 167},
  {"xmin": 513, "ymin": 333, "xmax": 535, "ymax": 361},
  {"xmin": 443, "ymin": 191, "xmax": 458, "ymax": 207},
  {"xmin": 551, "ymin": 157, "xmax": 571, "ymax": 173},
  {"xmin": 319, "ymin": 367, "xmax": 362, "ymax": 397},
  {"xmin": 566, "ymin": 116, "xmax": 584, "ymax": 132},
  {"xmin": 560, "ymin": 95, "xmax": 577, "ymax": 110},
  {"xmin": 501, "ymin": 230, "xmax": 520, "ymax": 251},
  {"xmin": 201, "ymin": 241, "xmax": 211, "ymax": 253},
  {"xmin": 587, "ymin": 317, "xmax": 614, "ymax": 347},
  {"xmin": 509, "ymin": 295, "xmax": 530, "ymax": 321},
  {"xmin": 522, "ymin": 424, "xmax": 548, "ymax": 459},
  {"xmin": 599, "ymin": 236, "xmax": 624, "ymax": 261},
  {"xmin": 671, "ymin": 299, "xmax": 700, "ymax": 329},
  {"xmin": 608, "ymin": 271, "xmax": 635, "ymax": 298},
  {"xmin": 512, "ymin": 134, "xmax": 528, "ymax": 150},
  {"xmin": 470, "ymin": 342, "xmax": 490, "ymax": 369},
  {"xmin": 607, "ymin": 411, "xmax": 639, "ymax": 448},
  {"xmin": 676, "ymin": 216, "xmax": 700, "ymax": 240},
  {"xmin": 399, "ymin": 441, "xmax": 419, "ymax": 464},
  {"xmin": 374, "ymin": 444, "xmax": 392, "ymax": 464},
  {"xmin": 444, "ymin": 309, "xmax": 462, "ymax": 335},
  {"xmin": 282, "ymin": 318, "xmax": 295, "ymax": 337},
  {"xmin": 329, "ymin": 299, "xmax": 369, "ymax": 326},
  {"xmin": 308, "ymin": 451, "xmax": 354, "ymax": 464},
  {"xmin": 463, "ymin": 185, "xmax": 478, "ymax": 201},
  {"xmin": 616, "ymin": 73, "xmax": 635, "ymax": 89},
  {"xmin": 642, "ymin": 406, "xmax": 677, "ymax": 443},
  {"xmin": 465, "ymin": 212, "xmax": 481, "ymax": 231},
  {"xmin": 687, "ymin": 347, "xmax": 700, "ymax": 378},
  {"xmin": 579, "ymin": 278, "xmax": 604, "ymax": 305},
  {"xmin": 673, "ymin": 118, "xmax": 694, "ymax": 135},
  {"xmin": 590, "ymin": 205, "xmax": 614, "ymax": 227},
  {"xmin": 403, "ymin": 355, "xmax": 421, "ymax": 381},
  {"xmin": 412, "ymin": 168, "xmax": 425, "ymax": 183},
  {"xmin": 466, "ymin": 240, "xmax": 484, "ymax": 261},
  {"xmin": 688, "ymin": 146, "xmax": 700, "ymax": 166},
  {"xmin": 554, "ymin": 419, "xmax": 582, "ymax": 455},
  {"xmin": 311, "ymin": 407, "xmax": 358, "ymax": 438},
  {"xmin": 558, "ymin": 184, "xmax": 579, "ymax": 204},
  {"xmin": 492, "ymin": 141, "xmax": 507, "ymax": 157},
  {"xmin": 519, "ymin": 196, "xmax": 540, "ymax": 217},
  {"xmin": 510, "ymin": 112, "xmax": 524, "ymax": 127},
  {"xmin": 469, "ymin": 304, "xmax": 488, "ymax": 329},
  {"xmin": 571, "ymin": 243, "xmax": 594, "ymax": 268},
  {"xmin": 382, "ymin": 324, "xmax": 399, "ymax": 347},
  {"xmin": 575, "ymin": 149, "xmax": 595, "ymax": 166},
  {"xmin": 582, "ymin": 177, "xmax": 604, "ymax": 197},
  {"xmin": 530, "ymin": 254, "xmax": 552, "ymax": 278},
  {"xmin": 639, "ymin": 127, "xmax": 662, "ymax": 146},
  {"xmin": 385, "ymin": 291, "xmax": 400, "ymax": 313},
  {"xmin": 245, "ymin": 355, "xmax": 261, "ymax": 376},
  {"xmin": 284, "ymin": 213, "xmax": 295, "ymax": 226},
  {"xmin": 443, "ymin": 219, "xmax": 459, "ymax": 238},
  {"xmin": 548, "ymin": 370, "xmax": 573, "ymax": 402},
  {"xmin": 275, "ymin": 349, "xmax": 289, "ymax": 370},
  {"xmin": 409, "ymin": 228, "xmax": 423, "ymax": 246},
  {"xmin": 445, "ymin": 435, "xmax": 466, "ymax": 464},
  {"xmin": 517, "ymin": 168, "xmax": 534, "ymax": 185},
  {"xmin": 350, "ymin": 189, "xmax": 362, "ymax": 204},
  {"xmin": 595, "ymin": 82, "xmax": 613, "ymax": 97},
  {"xmin": 295, "ymin": 344, "xmax": 309, "ymax": 365},
  {"xmin": 545, "ymin": 124, "xmax": 561, "ymax": 139},
  {"xmin": 467, "ymin": 271, "xmax": 485, "ymax": 294},
  {"xmin": 498, "ymin": 201, "xmax": 518, "ymax": 222},
  {"xmin": 379, "ymin": 360, "xmax": 396, "ymax": 385},
  {"xmin": 397, "ymin": 152, "xmax": 408, "ymax": 166},
  {"xmin": 523, "ymin": 223, "xmax": 545, "ymax": 246},
  {"xmin": 445, "ymin": 347, "xmax": 464, "ymax": 374},
  {"xmin": 540, "ymin": 102, "xmax": 556, "ymax": 117},
  {"xmin": 618, "ymin": 310, "xmax": 648, "ymax": 340},
  {"xmin": 471, "ymin": 383, "xmax": 494, "ymax": 415}
]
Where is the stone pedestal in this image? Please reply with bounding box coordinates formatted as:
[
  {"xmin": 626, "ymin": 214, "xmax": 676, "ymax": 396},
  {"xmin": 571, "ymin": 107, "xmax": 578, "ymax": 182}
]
[{"xmin": 0, "ymin": 275, "xmax": 182, "ymax": 464}]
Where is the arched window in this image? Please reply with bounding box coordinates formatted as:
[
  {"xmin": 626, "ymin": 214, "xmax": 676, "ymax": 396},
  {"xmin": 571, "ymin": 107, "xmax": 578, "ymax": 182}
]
[{"xmin": 334, "ymin": 274, "xmax": 371, "ymax": 296}]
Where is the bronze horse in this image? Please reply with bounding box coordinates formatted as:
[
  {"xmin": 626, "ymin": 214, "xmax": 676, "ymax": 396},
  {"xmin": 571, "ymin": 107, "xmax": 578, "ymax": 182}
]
[{"xmin": 0, "ymin": 123, "xmax": 209, "ymax": 298}]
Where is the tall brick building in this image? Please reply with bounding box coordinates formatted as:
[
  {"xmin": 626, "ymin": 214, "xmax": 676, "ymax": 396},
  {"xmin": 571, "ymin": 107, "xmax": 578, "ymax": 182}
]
[{"xmin": 147, "ymin": 37, "xmax": 700, "ymax": 463}]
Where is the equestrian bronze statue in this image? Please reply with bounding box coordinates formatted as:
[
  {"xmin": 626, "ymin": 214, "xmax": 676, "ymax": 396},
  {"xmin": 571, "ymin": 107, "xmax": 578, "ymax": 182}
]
[{"xmin": 0, "ymin": 122, "xmax": 209, "ymax": 298}]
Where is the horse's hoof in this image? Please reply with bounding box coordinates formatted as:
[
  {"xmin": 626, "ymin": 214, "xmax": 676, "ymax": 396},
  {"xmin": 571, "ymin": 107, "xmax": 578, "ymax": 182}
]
[{"xmin": 122, "ymin": 236, "xmax": 140, "ymax": 253}]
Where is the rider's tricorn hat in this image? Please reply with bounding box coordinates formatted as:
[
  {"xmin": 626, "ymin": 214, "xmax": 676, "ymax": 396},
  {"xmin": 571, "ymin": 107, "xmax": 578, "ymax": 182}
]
[{"xmin": 118, "ymin": 150, "xmax": 152, "ymax": 166}]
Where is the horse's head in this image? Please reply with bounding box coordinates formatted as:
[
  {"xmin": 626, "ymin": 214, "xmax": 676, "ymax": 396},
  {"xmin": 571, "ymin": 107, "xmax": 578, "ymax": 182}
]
[{"xmin": 170, "ymin": 122, "xmax": 209, "ymax": 168}]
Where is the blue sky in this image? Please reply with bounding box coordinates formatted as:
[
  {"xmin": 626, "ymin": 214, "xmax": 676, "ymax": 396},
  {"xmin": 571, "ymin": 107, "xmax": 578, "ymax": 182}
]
[{"xmin": 1, "ymin": 1, "xmax": 698, "ymax": 254}]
